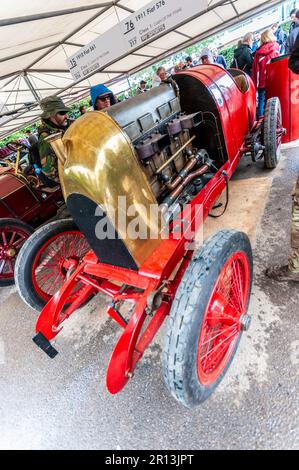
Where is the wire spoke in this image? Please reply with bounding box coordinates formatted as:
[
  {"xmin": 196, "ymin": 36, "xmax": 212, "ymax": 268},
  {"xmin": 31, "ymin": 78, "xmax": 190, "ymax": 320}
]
[
  {"xmin": 13, "ymin": 236, "xmax": 27, "ymax": 249},
  {"xmin": 7, "ymin": 258, "xmax": 14, "ymax": 274},
  {"xmin": 0, "ymin": 260, "xmax": 6, "ymax": 274},
  {"xmin": 9, "ymin": 231, "xmax": 17, "ymax": 246},
  {"xmin": 1, "ymin": 231, "xmax": 8, "ymax": 247},
  {"xmin": 200, "ymin": 328, "xmax": 239, "ymax": 362},
  {"xmin": 201, "ymin": 323, "xmax": 238, "ymax": 347},
  {"xmin": 232, "ymin": 261, "xmax": 245, "ymax": 311}
]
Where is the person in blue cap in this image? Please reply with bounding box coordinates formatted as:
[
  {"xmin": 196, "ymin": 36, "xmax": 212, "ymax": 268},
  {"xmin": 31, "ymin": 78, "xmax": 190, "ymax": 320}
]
[{"xmin": 90, "ymin": 84, "xmax": 117, "ymax": 111}]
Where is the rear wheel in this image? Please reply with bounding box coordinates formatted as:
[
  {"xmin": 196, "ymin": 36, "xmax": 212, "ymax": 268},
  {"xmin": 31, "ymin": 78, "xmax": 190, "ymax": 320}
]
[
  {"xmin": 263, "ymin": 97, "xmax": 283, "ymax": 169},
  {"xmin": 163, "ymin": 230, "xmax": 253, "ymax": 408},
  {"xmin": 15, "ymin": 219, "xmax": 91, "ymax": 311},
  {"xmin": 0, "ymin": 219, "xmax": 34, "ymax": 286}
]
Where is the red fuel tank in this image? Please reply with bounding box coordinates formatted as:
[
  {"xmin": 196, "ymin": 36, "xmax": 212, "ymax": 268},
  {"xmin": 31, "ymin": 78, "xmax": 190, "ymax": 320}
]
[
  {"xmin": 266, "ymin": 55, "xmax": 299, "ymax": 143},
  {"xmin": 176, "ymin": 65, "xmax": 257, "ymax": 161}
]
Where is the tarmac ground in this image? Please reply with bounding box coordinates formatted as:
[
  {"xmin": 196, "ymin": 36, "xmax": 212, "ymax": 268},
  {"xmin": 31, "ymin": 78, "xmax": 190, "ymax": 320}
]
[{"xmin": 0, "ymin": 145, "xmax": 298, "ymax": 450}]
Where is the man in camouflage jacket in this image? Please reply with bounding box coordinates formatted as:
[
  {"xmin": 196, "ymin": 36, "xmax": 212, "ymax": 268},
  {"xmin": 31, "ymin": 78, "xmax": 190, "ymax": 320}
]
[{"xmin": 38, "ymin": 96, "xmax": 71, "ymax": 181}]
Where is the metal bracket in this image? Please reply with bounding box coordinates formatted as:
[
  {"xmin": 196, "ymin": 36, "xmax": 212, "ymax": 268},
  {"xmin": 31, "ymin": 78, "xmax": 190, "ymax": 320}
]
[
  {"xmin": 146, "ymin": 281, "xmax": 167, "ymax": 315},
  {"xmin": 32, "ymin": 332, "xmax": 58, "ymax": 359}
]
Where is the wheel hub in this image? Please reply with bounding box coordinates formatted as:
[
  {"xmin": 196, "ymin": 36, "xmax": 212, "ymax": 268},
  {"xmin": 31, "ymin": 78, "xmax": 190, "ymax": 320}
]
[
  {"xmin": 6, "ymin": 247, "xmax": 16, "ymax": 258},
  {"xmin": 240, "ymin": 314, "xmax": 251, "ymax": 332},
  {"xmin": 209, "ymin": 293, "xmax": 240, "ymax": 327},
  {"xmin": 61, "ymin": 257, "xmax": 79, "ymax": 279}
]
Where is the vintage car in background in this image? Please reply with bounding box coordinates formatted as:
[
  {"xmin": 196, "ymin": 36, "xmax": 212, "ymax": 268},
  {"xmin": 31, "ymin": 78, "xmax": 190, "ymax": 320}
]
[
  {"xmin": 15, "ymin": 64, "xmax": 285, "ymax": 407},
  {"xmin": 0, "ymin": 142, "xmax": 89, "ymax": 290}
]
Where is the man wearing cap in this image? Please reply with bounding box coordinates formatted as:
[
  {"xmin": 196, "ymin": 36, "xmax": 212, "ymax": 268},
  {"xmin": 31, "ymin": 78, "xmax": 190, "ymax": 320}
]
[
  {"xmin": 90, "ymin": 84, "xmax": 117, "ymax": 111},
  {"xmin": 199, "ymin": 48, "xmax": 214, "ymax": 65},
  {"xmin": 38, "ymin": 95, "xmax": 71, "ymax": 181},
  {"xmin": 212, "ymin": 48, "xmax": 227, "ymax": 69},
  {"xmin": 136, "ymin": 80, "xmax": 149, "ymax": 94},
  {"xmin": 185, "ymin": 56, "xmax": 194, "ymax": 68}
]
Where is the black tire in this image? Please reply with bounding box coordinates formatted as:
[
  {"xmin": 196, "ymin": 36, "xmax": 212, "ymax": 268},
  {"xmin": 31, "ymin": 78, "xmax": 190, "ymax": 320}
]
[
  {"xmin": 263, "ymin": 97, "xmax": 282, "ymax": 169},
  {"xmin": 163, "ymin": 230, "xmax": 253, "ymax": 408},
  {"xmin": 15, "ymin": 219, "xmax": 90, "ymax": 311},
  {"xmin": 0, "ymin": 218, "xmax": 34, "ymax": 286}
]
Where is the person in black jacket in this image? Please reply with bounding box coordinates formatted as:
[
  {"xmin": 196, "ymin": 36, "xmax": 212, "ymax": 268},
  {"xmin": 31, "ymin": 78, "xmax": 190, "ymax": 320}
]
[
  {"xmin": 272, "ymin": 23, "xmax": 286, "ymax": 54},
  {"xmin": 289, "ymin": 8, "xmax": 297, "ymax": 34},
  {"xmin": 286, "ymin": 10, "xmax": 299, "ymax": 54},
  {"xmin": 231, "ymin": 32, "xmax": 254, "ymax": 76}
]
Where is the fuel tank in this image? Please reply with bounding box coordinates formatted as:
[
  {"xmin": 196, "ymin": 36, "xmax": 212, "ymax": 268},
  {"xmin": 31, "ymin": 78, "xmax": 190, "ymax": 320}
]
[{"xmin": 266, "ymin": 55, "xmax": 299, "ymax": 143}]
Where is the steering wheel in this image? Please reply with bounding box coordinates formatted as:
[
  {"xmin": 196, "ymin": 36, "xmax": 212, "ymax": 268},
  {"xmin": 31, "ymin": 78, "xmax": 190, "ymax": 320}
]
[{"xmin": 6, "ymin": 141, "xmax": 29, "ymax": 152}]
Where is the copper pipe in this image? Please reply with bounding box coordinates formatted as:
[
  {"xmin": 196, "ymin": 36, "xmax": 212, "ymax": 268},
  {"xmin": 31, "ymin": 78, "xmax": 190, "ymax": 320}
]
[
  {"xmin": 166, "ymin": 157, "xmax": 198, "ymax": 191},
  {"xmin": 167, "ymin": 164, "xmax": 209, "ymax": 202},
  {"xmin": 155, "ymin": 135, "xmax": 196, "ymax": 174}
]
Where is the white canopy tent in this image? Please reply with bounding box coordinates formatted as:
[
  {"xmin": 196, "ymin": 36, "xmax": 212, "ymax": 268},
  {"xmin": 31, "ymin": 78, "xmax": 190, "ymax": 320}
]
[{"xmin": 0, "ymin": 0, "xmax": 284, "ymax": 139}]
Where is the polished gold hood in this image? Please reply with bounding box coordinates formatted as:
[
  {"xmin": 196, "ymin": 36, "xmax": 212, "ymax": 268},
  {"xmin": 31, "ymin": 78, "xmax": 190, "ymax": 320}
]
[{"xmin": 59, "ymin": 111, "xmax": 164, "ymax": 270}]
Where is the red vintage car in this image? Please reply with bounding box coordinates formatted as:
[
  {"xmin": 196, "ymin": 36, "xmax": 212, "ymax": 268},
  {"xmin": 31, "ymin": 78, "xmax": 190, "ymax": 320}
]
[
  {"xmin": 0, "ymin": 145, "xmax": 89, "ymax": 298},
  {"xmin": 16, "ymin": 65, "xmax": 284, "ymax": 407}
]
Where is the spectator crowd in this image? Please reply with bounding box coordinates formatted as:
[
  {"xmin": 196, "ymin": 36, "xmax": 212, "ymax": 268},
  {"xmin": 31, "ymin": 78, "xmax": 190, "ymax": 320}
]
[
  {"xmin": 5, "ymin": 7, "xmax": 299, "ymax": 154},
  {"xmin": 141, "ymin": 7, "xmax": 299, "ymax": 119}
]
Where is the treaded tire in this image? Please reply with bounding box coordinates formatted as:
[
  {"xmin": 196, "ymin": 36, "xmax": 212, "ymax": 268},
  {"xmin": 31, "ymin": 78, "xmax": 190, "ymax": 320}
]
[
  {"xmin": 162, "ymin": 230, "xmax": 253, "ymax": 408},
  {"xmin": 15, "ymin": 219, "xmax": 90, "ymax": 311},
  {"xmin": 263, "ymin": 97, "xmax": 282, "ymax": 169},
  {"xmin": 0, "ymin": 218, "xmax": 34, "ymax": 286}
]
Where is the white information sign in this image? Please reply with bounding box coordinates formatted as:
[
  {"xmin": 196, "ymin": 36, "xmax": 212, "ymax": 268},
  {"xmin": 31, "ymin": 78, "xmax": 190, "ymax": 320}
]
[{"xmin": 67, "ymin": 0, "xmax": 208, "ymax": 80}]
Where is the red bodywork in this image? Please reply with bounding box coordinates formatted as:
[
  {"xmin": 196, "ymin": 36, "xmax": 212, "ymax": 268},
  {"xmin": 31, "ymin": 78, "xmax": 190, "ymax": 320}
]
[
  {"xmin": 266, "ymin": 56, "xmax": 299, "ymax": 143},
  {"xmin": 0, "ymin": 146, "xmax": 14, "ymax": 159},
  {"xmin": 184, "ymin": 65, "xmax": 256, "ymax": 156},
  {"xmin": 33, "ymin": 66, "xmax": 270, "ymax": 395},
  {"xmin": 0, "ymin": 172, "xmax": 62, "ymax": 227}
]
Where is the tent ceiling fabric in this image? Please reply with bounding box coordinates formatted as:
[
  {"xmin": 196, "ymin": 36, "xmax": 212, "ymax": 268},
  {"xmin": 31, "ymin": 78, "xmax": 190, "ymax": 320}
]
[{"xmin": 0, "ymin": 0, "xmax": 282, "ymax": 138}]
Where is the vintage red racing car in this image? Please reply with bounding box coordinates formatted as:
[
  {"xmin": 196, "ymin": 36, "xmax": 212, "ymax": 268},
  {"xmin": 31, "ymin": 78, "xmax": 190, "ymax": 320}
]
[
  {"xmin": 0, "ymin": 143, "xmax": 89, "ymax": 298},
  {"xmin": 16, "ymin": 64, "xmax": 285, "ymax": 407}
]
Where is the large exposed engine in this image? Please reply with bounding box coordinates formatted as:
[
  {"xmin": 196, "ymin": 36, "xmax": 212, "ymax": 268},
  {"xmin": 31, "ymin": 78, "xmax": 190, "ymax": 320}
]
[
  {"xmin": 107, "ymin": 84, "xmax": 212, "ymax": 206},
  {"xmin": 48, "ymin": 83, "xmax": 223, "ymax": 269}
]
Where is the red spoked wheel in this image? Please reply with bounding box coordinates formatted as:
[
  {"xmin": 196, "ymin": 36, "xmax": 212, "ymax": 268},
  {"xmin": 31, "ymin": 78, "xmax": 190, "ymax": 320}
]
[
  {"xmin": 0, "ymin": 219, "xmax": 34, "ymax": 286},
  {"xmin": 32, "ymin": 231, "xmax": 89, "ymax": 303},
  {"xmin": 197, "ymin": 252, "xmax": 251, "ymax": 387},
  {"xmin": 163, "ymin": 230, "xmax": 253, "ymax": 408},
  {"xmin": 15, "ymin": 219, "xmax": 91, "ymax": 311}
]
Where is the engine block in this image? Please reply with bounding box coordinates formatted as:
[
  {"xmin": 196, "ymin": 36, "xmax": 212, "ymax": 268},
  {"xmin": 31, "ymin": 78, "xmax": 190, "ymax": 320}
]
[{"xmin": 107, "ymin": 84, "xmax": 204, "ymax": 201}]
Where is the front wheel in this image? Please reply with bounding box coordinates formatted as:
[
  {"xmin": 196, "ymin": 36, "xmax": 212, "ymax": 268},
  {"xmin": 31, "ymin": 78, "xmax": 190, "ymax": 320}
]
[
  {"xmin": 15, "ymin": 219, "xmax": 91, "ymax": 311},
  {"xmin": 163, "ymin": 230, "xmax": 253, "ymax": 408}
]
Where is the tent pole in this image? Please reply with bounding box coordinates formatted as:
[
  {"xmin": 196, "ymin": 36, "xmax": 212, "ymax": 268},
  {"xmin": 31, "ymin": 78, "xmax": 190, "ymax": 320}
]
[
  {"xmin": 23, "ymin": 73, "xmax": 41, "ymax": 102},
  {"xmin": 0, "ymin": 3, "xmax": 114, "ymax": 27}
]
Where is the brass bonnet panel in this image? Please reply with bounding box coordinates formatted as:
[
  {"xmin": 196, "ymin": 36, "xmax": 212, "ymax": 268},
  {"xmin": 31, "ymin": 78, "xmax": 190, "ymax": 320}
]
[{"xmin": 61, "ymin": 111, "xmax": 163, "ymax": 268}]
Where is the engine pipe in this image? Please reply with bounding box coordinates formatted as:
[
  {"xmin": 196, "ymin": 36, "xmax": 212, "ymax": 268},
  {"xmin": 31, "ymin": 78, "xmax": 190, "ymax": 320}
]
[
  {"xmin": 166, "ymin": 149, "xmax": 209, "ymax": 192},
  {"xmin": 155, "ymin": 135, "xmax": 196, "ymax": 174},
  {"xmin": 163, "ymin": 164, "xmax": 210, "ymax": 208}
]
